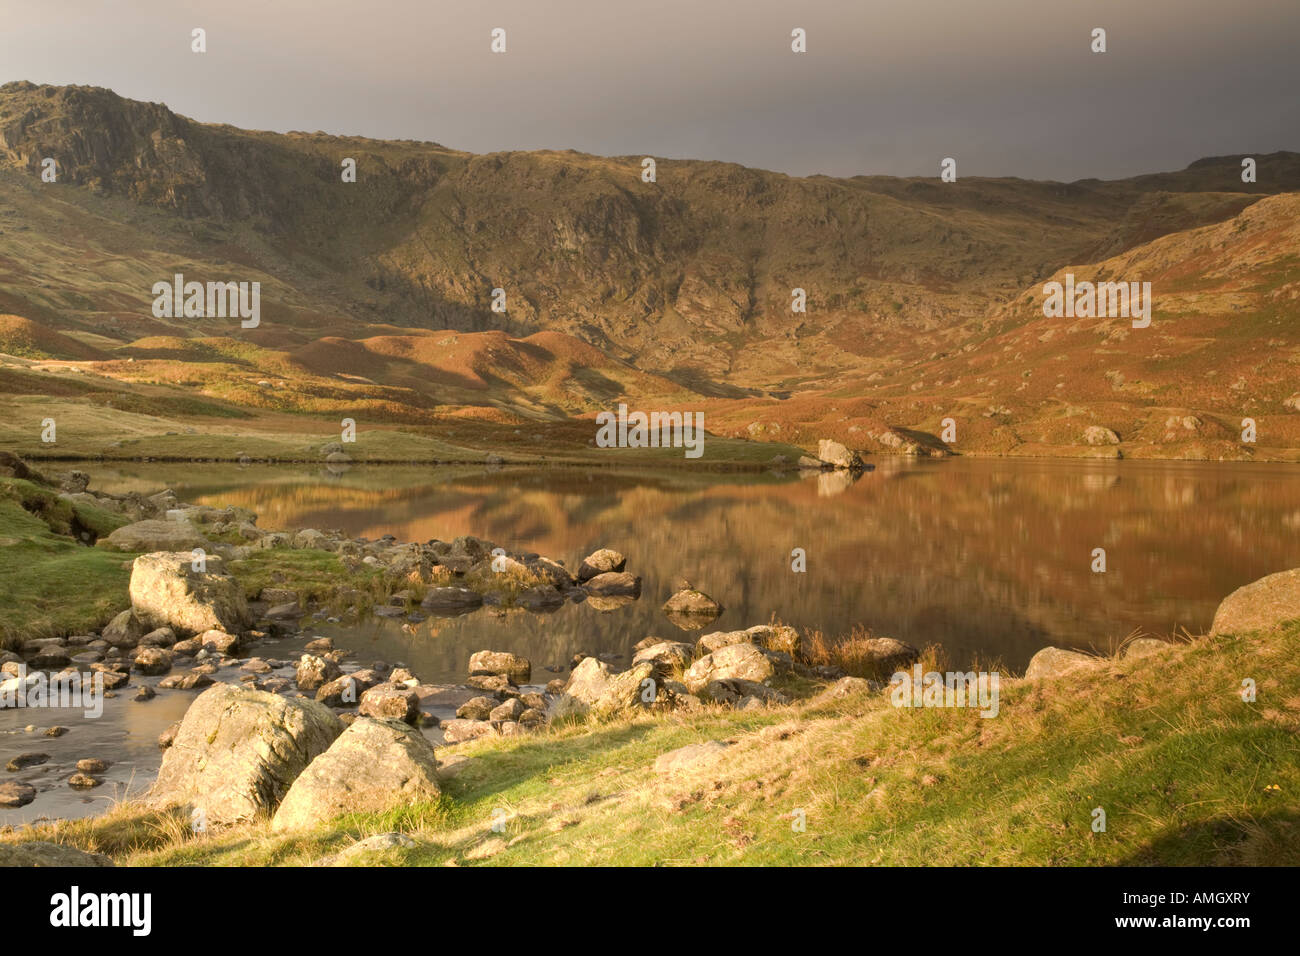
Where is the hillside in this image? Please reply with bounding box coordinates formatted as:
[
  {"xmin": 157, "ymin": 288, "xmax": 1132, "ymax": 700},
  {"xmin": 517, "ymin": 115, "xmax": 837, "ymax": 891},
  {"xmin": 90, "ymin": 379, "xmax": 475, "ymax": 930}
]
[{"xmin": 2, "ymin": 81, "xmax": 1299, "ymax": 460}]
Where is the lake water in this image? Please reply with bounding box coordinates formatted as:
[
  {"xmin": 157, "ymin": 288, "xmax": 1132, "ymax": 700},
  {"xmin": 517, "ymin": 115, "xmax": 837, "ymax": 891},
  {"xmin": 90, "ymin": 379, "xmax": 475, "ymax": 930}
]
[{"xmin": 5, "ymin": 456, "xmax": 1300, "ymax": 825}]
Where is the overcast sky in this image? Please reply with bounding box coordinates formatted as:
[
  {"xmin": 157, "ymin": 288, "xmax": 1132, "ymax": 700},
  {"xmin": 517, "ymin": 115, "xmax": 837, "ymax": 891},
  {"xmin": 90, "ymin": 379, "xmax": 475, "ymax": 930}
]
[{"xmin": 2, "ymin": 0, "xmax": 1297, "ymax": 181}]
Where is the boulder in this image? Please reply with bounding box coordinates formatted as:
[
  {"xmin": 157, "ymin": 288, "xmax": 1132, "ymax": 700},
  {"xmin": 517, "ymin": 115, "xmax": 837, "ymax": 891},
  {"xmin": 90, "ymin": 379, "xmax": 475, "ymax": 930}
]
[
  {"xmin": 315, "ymin": 669, "xmax": 383, "ymax": 708},
  {"xmin": 845, "ymin": 636, "xmax": 922, "ymax": 678},
  {"xmin": 128, "ymin": 552, "xmax": 251, "ymax": 637},
  {"xmin": 632, "ymin": 640, "xmax": 694, "ymax": 676},
  {"xmin": 149, "ymin": 683, "xmax": 343, "ymax": 826},
  {"xmin": 133, "ymin": 646, "xmax": 174, "ymax": 676},
  {"xmin": 358, "ymin": 682, "xmax": 420, "ymax": 725},
  {"xmin": 100, "ymin": 609, "xmax": 147, "ymax": 649},
  {"xmin": 1122, "ymin": 638, "xmax": 1171, "ymax": 659},
  {"xmin": 551, "ymin": 657, "xmax": 656, "ymax": 717},
  {"xmin": 271, "ymin": 717, "xmax": 440, "ymax": 832},
  {"xmin": 1083, "ymin": 425, "xmax": 1120, "ymax": 446},
  {"xmin": 0, "ymin": 782, "xmax": 36, "ymax": 808},
  {"xmin": 662, "ymin": 588, "xmax": 721, "ymax": 621},
  {"xmin": 468, "ymin": 650, "xmax": 530, "ymax": 684},
  {"xmin": 653, "ymin": 741, "xmax": 731, "ymax": 775},
  {"xmin": 195, "ymin": 629, "xmax": 241, "ymax": 655},
  {"xmin": 420, "ymin": 587, "xmax": 484, "ymax": 613},
  {"xmin": 295, "ymin": 654, "xmax": 342, "ymax": 693},
  {"xmin": 584, "ymin": 571, "xmax": 642, "ymax": 597},
  {"xmin": 700, "ymin": 678, "xmax": 789, "ymax": 706},
  {"xmin": 1210, "ymin": 569, "xmax": 1300, "ymax": 636},
  {"xmin": 103, "ymin": 519, "xmax": 209, "ymax": 553},
  {"xmin": 578, "ymin": 548, "xmax": 626, "ymax": 582},
  {"xmin": 1024, "ymin": 647, "xmax": 1101, "ymax": 681},
  {"xmin": 698, "ymin": 624, "xmax": 801, "ymax": 658},
  {"xmin": 817, "ymin": 676, "xmax": 877, "ymax": 700},
  {"xmin": 816, "ymin": 439, "xmax": 864, "ymax": 470},
  {"xmin": 441, "ymin": 718, "xmax": 495, "ymax": 744},
  {"xmin": 456, "ymin": 696, "xmax": 495, "ymax": 720},
  {"xmin": 683, "ymin": 642, "xmax": 778, "ymax": 694}
]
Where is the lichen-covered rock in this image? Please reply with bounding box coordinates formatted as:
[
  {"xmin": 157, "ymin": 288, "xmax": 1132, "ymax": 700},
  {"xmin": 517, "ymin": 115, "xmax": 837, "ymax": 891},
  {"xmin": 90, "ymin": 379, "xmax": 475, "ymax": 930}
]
[
  {"xmin": 149, "ymin": 683, "xmax": 343, "ymax": 826},
  {"xmin": 271, "ymin": 717, "xmax": 440, "ymax": 832},
  {"xmin": 128, "ymin": 552, "xmax": 251, "ymax": 637}
]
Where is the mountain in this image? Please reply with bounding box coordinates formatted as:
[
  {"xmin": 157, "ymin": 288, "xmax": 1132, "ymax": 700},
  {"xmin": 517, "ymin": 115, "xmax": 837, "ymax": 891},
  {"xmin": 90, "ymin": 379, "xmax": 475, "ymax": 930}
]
[{"xmin": 1, "ymin": 81, "xmax": 1298, "ymax": 461}]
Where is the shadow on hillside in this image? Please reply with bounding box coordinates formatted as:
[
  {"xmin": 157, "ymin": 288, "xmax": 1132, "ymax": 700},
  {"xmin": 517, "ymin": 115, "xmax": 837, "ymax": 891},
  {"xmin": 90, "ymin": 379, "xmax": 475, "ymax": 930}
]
[
  {"xmin": 1115, "ymin": 809, "xmax": 1300, "ymax": 866},
  {"xmin": 445, "ymin": 720, "xmax": 661, "ymax": 804}
]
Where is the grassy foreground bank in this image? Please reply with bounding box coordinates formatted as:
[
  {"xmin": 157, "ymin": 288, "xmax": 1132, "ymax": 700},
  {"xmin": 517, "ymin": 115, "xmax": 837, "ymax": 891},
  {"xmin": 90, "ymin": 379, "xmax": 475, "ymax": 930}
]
[{"xmin": 6, "ymin": 623, "xmax": 1297, "ymax": 866}]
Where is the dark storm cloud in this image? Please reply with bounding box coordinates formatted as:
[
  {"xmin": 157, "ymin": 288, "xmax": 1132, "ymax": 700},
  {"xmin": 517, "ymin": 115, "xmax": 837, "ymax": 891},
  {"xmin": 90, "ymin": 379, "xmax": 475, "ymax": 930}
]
[{"xmin": 3, "ymin": 0, "xmax": 1298, "ymax": 180}]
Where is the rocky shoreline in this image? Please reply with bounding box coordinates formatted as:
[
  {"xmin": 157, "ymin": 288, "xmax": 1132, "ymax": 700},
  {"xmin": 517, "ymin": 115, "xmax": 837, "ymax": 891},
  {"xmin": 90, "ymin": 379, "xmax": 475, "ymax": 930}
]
[{"xmin": 5, "ymin": 463, "xmax": 1299, "ymax": 848}]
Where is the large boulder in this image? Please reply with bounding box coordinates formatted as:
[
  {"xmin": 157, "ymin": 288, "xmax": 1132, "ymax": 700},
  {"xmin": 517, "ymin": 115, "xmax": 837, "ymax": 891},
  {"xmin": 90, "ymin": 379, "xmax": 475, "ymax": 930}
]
[
  {"xmin": 128, "ymin": 552, "xmax": 251, "ymax": 637},
  {"xmin": 683, "ymin": 642, "xmax": 779, "ymax": 694},
  {"xmin": 1024, "ymin": 647, "xmax": 1101, "ymax": 681},
  {"xmin": 271, "ymin": 717, "xmax": 440, "ymax": 832},
  {"xmin": 1210, "ymin": 569, "xmax": 1300, "ymax": 636},
  {"xmin": 149, "ymin": 683, "xmax": 343, "ymax": 826},
  {"xmin": 103, "ymin": 519, "xmax": 210, "ymax": 553},
  {"xmin": 468, "ymin": 650, "xmax": 530, "ymax": 684}
]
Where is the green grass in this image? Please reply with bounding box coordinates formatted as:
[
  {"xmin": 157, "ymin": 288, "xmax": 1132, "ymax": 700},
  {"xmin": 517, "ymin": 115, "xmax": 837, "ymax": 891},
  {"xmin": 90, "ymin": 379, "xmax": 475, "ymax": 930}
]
[
  {"xmin": 0, "ymin": 477, "xmax": 135, "ymax": 648},
  {"xmin": 9, "ymin": 623, "xmax": 1297, "ymax": 865}
]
